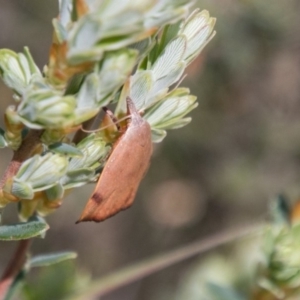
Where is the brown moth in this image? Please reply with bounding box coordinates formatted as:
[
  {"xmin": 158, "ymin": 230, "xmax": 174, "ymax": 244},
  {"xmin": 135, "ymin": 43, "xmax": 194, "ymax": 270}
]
[{"xmin": 76, "ymin": 97, "xmax": 153, "ymax": 223}]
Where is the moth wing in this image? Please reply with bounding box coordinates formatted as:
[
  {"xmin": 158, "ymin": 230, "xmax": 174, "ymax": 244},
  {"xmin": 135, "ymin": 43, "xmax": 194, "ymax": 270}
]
[{"xmin": 77, "ymin": 108, "xmax": 152, "ymax": 223}]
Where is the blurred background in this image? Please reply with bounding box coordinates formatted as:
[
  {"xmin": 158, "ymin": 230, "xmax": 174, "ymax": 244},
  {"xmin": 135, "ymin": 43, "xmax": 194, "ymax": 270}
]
[{"xmin": 0, "ymin": 0, "xmax": 300, "ymax": 299}]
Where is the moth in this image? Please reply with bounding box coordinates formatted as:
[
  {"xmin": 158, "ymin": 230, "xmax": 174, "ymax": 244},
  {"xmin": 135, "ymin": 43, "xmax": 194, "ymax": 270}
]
[{"xmin": 77, "ymin": 97, "xmax": 153, "ymax": 223}]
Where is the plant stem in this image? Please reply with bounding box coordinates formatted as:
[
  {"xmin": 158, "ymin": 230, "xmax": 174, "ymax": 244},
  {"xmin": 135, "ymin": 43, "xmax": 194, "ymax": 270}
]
[
  {"xmin": 0, "ymin": 239, "xmax": 32, "ymax": 300},
  {"xmin": 0, "ymin": 129, "xmax": 43, "ymax": 300},
  {"xmin": 0, "ymin": 129, "xmax": 43, "ymax": 188},
  {"xmin": 69, "ymin": 221, "xmax": 264, "ymax": 300}
]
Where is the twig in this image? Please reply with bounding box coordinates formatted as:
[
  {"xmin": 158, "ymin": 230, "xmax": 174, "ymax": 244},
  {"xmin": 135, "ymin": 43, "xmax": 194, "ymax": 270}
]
[
  {"xmin": 0, "ymin": 129, "xmax": 43, "ymax": 300},
  {"xmin": 0, "ymin": 130, "xmax": 43, "ymax": 188},
  {"xmin": 69, "ymin": 221, "xmax": 264, "ymax": 300},
  {"xmin": 0, "ymin": 239, "xmax": 32, "ymax": 300}
]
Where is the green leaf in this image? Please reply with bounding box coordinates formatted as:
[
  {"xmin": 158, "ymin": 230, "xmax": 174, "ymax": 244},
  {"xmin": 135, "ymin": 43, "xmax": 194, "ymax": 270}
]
[
  {"xmin": 150, "ymin": 62, "xmax": 186, "ymax": 98},
  {"xmin": 130, "ymin": 38, "xmax": 154, "ymax": 67},
  {"xmin": 48, "ymin": 143, "xmax": 83, "ymax": 157},
  {"xmin": 0, "ymin": 216, "xmax": 49, "ymax": 241},
  {"xmin": 151, "ymin": 128, "xmax": 167, "ymax": 143},
  {"xmin": 22, "ymin": 260, "xmax": 80, "ymax": 300},
  {"xmin": 10, "ymin": 179, "xmax": 34, "ymax": 199},
  {"xmin": 128, "ymin": 70, "xmax": 154, "ymax": 111},
  {"xmin": 52, "ymin": 18, "xmax": 68, "ymax": 44},
  {"xmin": 67, "ymin": 134, "xmax": 108, "ymax": 170},
  {"xmin": 157, "ymin": 22, "xmax": 182, "ymax": 59},
  {"xmin": 23, "ymin": 47, "xmax": 41, "ymax": 76},
  {"xmin": 29, "ymin": 251, "xmax": 77, "ymax": 268},
  {"xmin": 159, "ymin": 116, "xmax": 192, "ymax": 130},
  {"xmin": 61, "ymin": 168, "xmax": 96, "ymax": 189},
  {"xmin": 45, "ymin": 183, "xmax": 64, "ymax": 201},
  {"xmin": 76, "ymin": 73, "xmax": 100, "ymax": 110},
  {"xmin": 179, "ymin": 9, "xmax": 216, "ymax": 64},
  {"xmin": 64, "ymin": 73, "xmax": 86, "ymax": 95},
  {"xmin": 96, "ymin": 49, "xmax": 138, "ymax": 102},
  {"xmin": 145, "ymin": 90, "xmax": 197, "ymax": 131},
  {"xmin": 0, "ymin": 48, "xmax": 41, "ymax": 95},
  {"xmin": 13, "ymin": 153, "xmax": 68, "ymax": 192},
  {"xmin": 151, "ymin": 36, "xmax": 186, "ymax": 80},
  {"xmin": 18, "ymin": 87, "xmax": 77, "ymax": 129}
]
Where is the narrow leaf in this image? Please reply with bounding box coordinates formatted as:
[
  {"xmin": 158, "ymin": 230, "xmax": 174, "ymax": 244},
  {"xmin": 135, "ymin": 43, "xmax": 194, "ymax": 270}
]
[
  {"xmin": 151, "ymin": 128, "xmax": 167, "ymax": 143},
  {"xmin": 0, "ymin": 216, "xmax": 49, "ymax": 241},
  {"xmin": 48, "ymin": 143, "xmax": 83, "ymax": 157},
  {"xmin": 29, "ymin": 251, "xmax": 77, "ymax": 268}
]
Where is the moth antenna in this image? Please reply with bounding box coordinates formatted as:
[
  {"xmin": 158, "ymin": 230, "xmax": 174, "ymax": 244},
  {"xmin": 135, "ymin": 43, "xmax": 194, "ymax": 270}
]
[
  {"xmin": 80, "ymin": 115, "xmax": 130, "ymax": 133},
  {"xmin": 80, "ymin": 97, "xmax": 146, "ymax": 134}
]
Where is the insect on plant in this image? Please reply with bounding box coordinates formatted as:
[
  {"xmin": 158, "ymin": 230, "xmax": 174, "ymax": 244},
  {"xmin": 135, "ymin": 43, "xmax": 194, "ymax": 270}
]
[
  {"xmin": 0, "ymin": 1, "xmax": 216, "ymax": 298},
  {"xmin": 0, "ymin": 3, "xmax": 216, "ymax": 228},
  {"xmin": 77, "ymin": 97, "xmax": 153, "ymax": 223},
  {"xmin": 0, "ymin": 3, "xmax": 298, "ymax": 300}
]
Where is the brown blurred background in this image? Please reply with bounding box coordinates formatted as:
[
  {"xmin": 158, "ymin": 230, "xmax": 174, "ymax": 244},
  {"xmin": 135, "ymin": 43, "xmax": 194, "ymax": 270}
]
[{"xmin": 1, "ymin": 0, "xmax": 300, "ymax": 299}]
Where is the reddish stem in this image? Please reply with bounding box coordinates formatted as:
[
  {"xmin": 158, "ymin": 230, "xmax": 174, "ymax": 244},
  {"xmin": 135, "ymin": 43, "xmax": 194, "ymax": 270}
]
[
  {"xmin": 0, "ymin": 129, "xmax": 43, "ymax": 299},
  {"xmin": 0, "ymin": 130, "xmax": 43, "ymax": 188},
  {"xmin": 0, "ymin": 239, "xmax": 32, "ymax": 300}
]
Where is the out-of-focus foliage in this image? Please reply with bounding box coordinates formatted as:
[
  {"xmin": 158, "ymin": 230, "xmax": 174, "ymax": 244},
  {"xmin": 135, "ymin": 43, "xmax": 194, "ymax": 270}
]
[
  {"xmin": 175, "ymin": 197, "xmax": 300, "ymax": 300},
  {"xmin": 22, "ymin": 261, "xmax": 89, "ymax": 300}
]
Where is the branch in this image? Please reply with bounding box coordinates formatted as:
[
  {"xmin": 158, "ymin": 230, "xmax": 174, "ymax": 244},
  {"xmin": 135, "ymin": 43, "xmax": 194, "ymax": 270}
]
[
  {"xmin": 0, "ymin": 129, "xmax": 44, "ymax": 189},
  {"xmin": 69, "ymin": 221, "xmax": 264, "ymax": 300},
  {"xmin": 0, "ymin": 239, "xmax": 32, "ymax": 300},
  {"xmin": 0, "ymin": 129, "xmax": 43, "ymax": 300}
]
